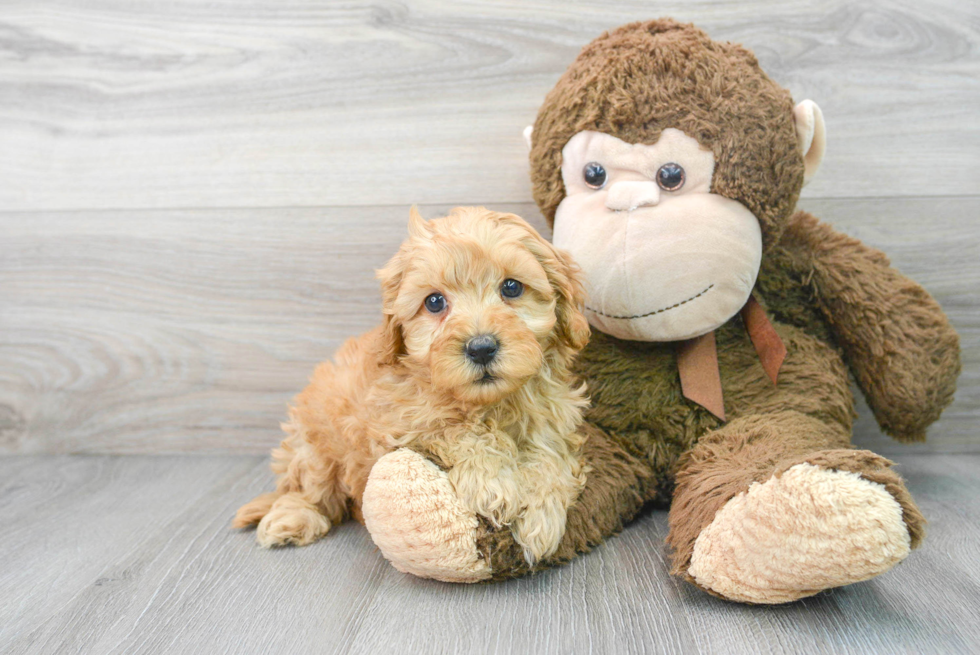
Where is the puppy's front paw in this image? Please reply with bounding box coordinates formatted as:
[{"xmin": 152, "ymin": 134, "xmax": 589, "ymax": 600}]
[
  {"xmin": 255, "ymin": 494, "xmax": 331, "ymax": 548},
  {"xmin": 512, "ymin": 497, "xmax": 568, "ymax": 565},
  {"xmin": 449, "ymin": 463, "xmax": 522, "ymax": 528}
]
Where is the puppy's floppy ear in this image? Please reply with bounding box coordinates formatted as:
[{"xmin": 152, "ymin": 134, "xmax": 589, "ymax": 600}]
[
  {"xmin": 546, "ymin": 245, "xmax": 590, "ymax": 352},
  {"xmin": 376, "ymin": 219, "xmax": 417, "ymax": 365},
  {"xmin": 376, "ymin": 254, "xmax": 406, "ymax": 365},
  {"xmin": 504, "ymin": 216, "xmax": 590, "ymax": 352},
  {"xmin": 375, "ymin": 206, "xmax": 432, "ymax": 365}
]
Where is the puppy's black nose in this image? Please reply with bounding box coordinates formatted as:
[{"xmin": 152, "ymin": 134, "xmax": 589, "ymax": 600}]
[{"xmin": 465, "ymin": 335, "xmax": 499, "ymax": 366}]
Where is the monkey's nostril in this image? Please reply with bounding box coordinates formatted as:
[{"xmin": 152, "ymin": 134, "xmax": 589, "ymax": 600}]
[{"xmin": 465, "ymin": 335, "xmax": 499, "ymax": 366}]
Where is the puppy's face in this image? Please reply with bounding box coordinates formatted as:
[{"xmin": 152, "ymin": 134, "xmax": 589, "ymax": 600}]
[{"xmin": 377, "ymin": 207, "xmax": 589, "ymax": 406}]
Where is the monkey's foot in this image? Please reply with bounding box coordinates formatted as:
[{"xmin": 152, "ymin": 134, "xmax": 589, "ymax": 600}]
[
  {"xmin": 688, "ymin": 461, "xmax": 913, "ymax": 604},
  {"xmin": 362, "ymin": 449, "xmax": 491, "ymax": 583}
]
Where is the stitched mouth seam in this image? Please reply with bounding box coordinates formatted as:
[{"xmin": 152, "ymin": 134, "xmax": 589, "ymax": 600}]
[{"xmin": 585, "ymin": 284, "xmax": 714, "ymax": 320}]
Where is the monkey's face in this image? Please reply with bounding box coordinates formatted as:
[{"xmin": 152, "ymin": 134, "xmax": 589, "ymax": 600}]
[{"xmin": 552, "ymin": 128, "xmax": 762, "ymax": 342}]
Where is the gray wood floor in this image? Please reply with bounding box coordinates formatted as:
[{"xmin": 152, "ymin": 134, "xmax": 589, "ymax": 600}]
[
  {"xmin": 1, "ymin": 453, "xmax": 979, "ymax": 655},
  {"xmin": 2, "ymin": 1, "xmax": 979, "ymax": 653}
]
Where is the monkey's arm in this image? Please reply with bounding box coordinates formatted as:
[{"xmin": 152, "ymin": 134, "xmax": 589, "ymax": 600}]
[{"xmin": 774, "ymin": 211, "xmax": 960, "ymax": 442}]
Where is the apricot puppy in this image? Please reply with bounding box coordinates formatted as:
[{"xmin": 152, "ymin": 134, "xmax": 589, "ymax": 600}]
[{"xmin": 234, "ymin": 206, "xmax": 591, "ymax": 564}]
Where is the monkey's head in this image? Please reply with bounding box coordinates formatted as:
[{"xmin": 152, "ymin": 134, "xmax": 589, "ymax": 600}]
[{"xmin": 527, "ymin": 19, "xmax": 826, "ymax": 342}]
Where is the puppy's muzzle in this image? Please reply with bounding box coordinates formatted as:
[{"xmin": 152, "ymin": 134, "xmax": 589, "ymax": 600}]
[{"xmin": 465, "ymin": 334, "xmax": 499, "ymax": 367}]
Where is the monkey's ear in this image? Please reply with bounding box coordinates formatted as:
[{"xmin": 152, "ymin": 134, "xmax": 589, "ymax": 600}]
[
  {"xmin": 522, "ymin": 125, "xmax": 533, "ymax": 152},
  {"xmin": 793, "ymin": 100, "xmax": 826, "ymax": 186},
  {"xmin": 407, "ymin": 205, "xmax": 431, "ymax": 239}
]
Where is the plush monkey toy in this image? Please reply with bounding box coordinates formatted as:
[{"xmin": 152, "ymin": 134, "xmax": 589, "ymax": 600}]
[{"xmin": 360, "ymin": 19, "xmax": 961, "ymax": 603}]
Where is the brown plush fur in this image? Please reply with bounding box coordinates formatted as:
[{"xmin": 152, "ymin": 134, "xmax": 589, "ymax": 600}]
[
  {"xmin": 774, "ymin": 211, "xmax": 962, "ymax": 441},
  {"xmin": 665, "ymin": 411, "xmax": 927, "ymax": 589},
  {"xmin": 450, "ymin": 19, "xmax": 959, "ymax": 591},
  {"xmin": 234, "ymin": 207, "xmax": 592, "ymax": 563}
]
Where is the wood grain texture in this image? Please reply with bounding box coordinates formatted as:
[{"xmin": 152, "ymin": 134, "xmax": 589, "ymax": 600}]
[
  {"xmin": 1, "ymin": 453, "xmax": 979, "ymax": 654},
  {"xmin": 1, "ymin": 197, "xmax": 977, "ymax": 454},
  {"xmin": 0, "ymin": 0, "xmax": 977, "ymax": 211}
]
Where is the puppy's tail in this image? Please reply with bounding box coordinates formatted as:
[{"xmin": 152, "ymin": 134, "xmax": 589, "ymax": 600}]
[{"xmin": 232, "ymin": 492, "xmax": 279, "ymax": 528}]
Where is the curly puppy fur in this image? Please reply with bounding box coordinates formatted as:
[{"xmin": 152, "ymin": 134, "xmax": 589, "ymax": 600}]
[{"xmin": 234, "ymin": 206, "xmax": 591, "ymax": 564}]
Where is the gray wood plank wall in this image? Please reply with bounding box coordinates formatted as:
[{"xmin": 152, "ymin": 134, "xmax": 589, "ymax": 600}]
[{"xmin": 1, "ymin": 1, "xmax": 978, "ymax": 455}]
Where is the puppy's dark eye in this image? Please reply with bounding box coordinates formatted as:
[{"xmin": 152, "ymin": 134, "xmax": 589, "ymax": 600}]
[
  {"xmin": 583, "ymin": 162, "xmax": 607, "ymax": 189},
  {"xmin": 424, "ymin": 293, "xmax": 446, "ymax": 313},
  {"xmin": 657, "ymin": 163, "xmax": 685, "ymax": 191},
  {"xmin": 501, "ymin": 279, "xmax": 524, "ymax": 299}
]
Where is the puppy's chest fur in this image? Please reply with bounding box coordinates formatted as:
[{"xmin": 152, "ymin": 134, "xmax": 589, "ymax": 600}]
[{"xmin": 379, "ymin": 369, "xmax": 584, "ymax": 468}]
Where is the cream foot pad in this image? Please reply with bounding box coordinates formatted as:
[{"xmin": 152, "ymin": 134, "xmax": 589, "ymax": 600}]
[
  {"xmin": 689, "ymin": 462, "xmax": 911, "ymax": 604},
  {"xmin": 362, "ymin": 448, "xmax": 491, "ymax": 583}
]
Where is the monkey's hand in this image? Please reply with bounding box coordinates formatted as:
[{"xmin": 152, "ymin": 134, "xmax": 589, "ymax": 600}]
[{"xmin": 779, "ymin": 210, "xmax": 961, "ymax": 442}]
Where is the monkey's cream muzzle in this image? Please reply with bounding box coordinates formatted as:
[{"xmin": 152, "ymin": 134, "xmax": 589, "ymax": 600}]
[{"xmin": 553, "ymin": 129, "xmax": 763, "ymax": 342}]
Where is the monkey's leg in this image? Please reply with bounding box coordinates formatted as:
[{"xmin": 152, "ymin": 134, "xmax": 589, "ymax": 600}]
[
  {"xmin": 361, "ymin": 423, "xmax": 655, "ymax": 582},
  {"xmin": 667, "ymin": 410, "xmax": 925, "ymax": 604}
]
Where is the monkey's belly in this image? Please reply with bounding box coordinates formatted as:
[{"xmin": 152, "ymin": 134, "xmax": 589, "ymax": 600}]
[{"xmin": 575, "ymin": 321, "xmax": 855, "ymax": 501}]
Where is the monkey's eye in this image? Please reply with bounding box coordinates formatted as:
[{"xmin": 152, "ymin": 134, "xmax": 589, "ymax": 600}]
[
  {"xmin": 583, "ymin": 162, "xmax": 607, "ymax": 189},
  {"xmin": 424, "ymin": 293, "xmax": 446, "ymax": 313},
  {"xmin": 657, "ymin": 163, "xmax": 685, "ymax": 191},
  {"xmin": 501, "ymin": 279, "xmax": 524, "ymax": 299}
]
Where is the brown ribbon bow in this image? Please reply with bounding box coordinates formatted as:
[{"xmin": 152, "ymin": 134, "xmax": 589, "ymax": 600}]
[{"xmin": 676, "ymin": 296, "xmax": 786, "ymax": 421}]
